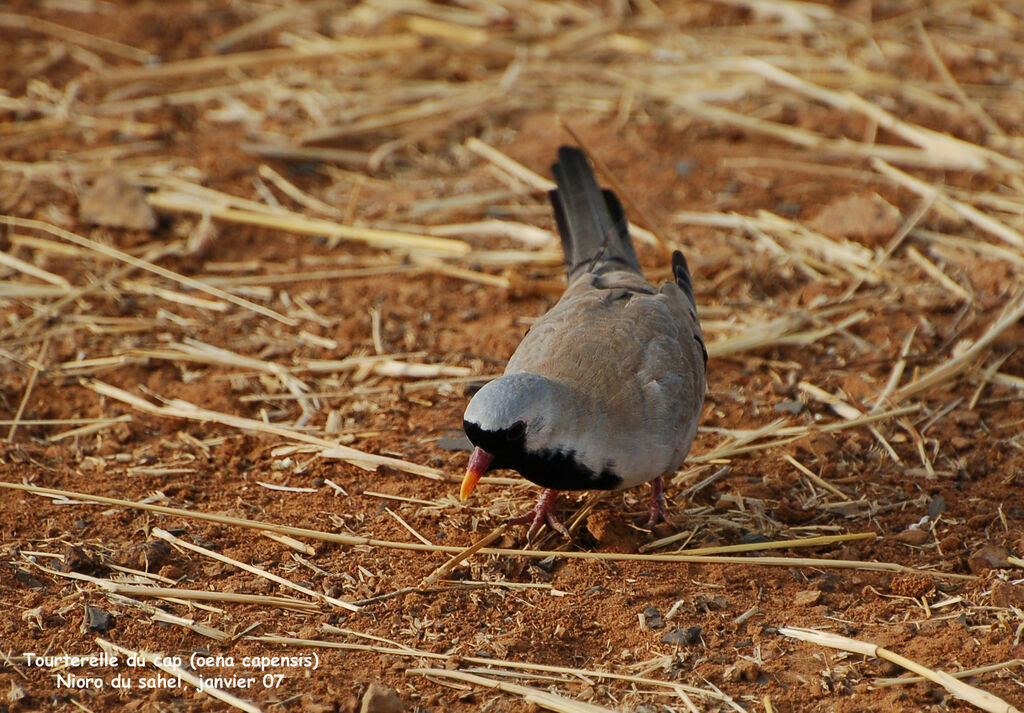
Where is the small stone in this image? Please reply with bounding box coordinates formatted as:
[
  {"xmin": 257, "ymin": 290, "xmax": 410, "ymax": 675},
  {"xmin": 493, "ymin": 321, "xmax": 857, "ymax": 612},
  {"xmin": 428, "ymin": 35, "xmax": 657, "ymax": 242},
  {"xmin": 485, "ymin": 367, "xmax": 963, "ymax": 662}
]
[
  {"xmin": 660, "ymin": 625, "xmax": 702, "ymax": 646},
  {"xmin": 641, "ymin": 607, "xmax": 665, "ymax": 630},
  {"xmin": 774, "ymin": 502, "xmax": 813, "ymax": 524},
  {"xmin": 62, "ymin": 545, "xmax": 102, "ymax": 575},
  {"xmin": 84, "ymin": 605, "xmax": 113, "ymax": 632},
  {"xmin": 938, "ymin": 533, "xmax": 962, "ymax": 551},
  {"xmin": 793, "ymin": 590, "xmax": 822, "ymax": 606},
  {"xmin": 775, "ymin": 201, "xmax": 803, "ymax": 218},
  {"xmin": 952, "ymin": 410, "xmax": 980, "ymax": 427},
  {"xmin": 802, "ymin": 433, "xmax": 840, "ymax": 457},
  {"xmin": 968, "ymin": 545, "xmax": 1011, "ymax": 574},
  {"xmin": 807, "ymin": 192, "xmax": 901, "ymax": 247},
  {"xmin": 927, "ymin": 495, "xmax": 947, "ymax": 519},
  {"xmin": 14, "ymin": 569, "xmax": 46, "ymax": 590},
  {"xmin": 967, "ymin": 512, "xmax": 996, "ymax": 529},
  {"xmin": 990, "ymin": 581, "xmax": 1024, "ymax": 607},
  {"xmin": 895, "ymin": 528, "xmax": 929, "ymax": 546},
  {"xmin": 158, "ymin": 564, "xmax": 184, "ymax": 580},
  {"xmin": 360, "ymin": 683, "xmax": 404, "ymax": 713},
  {"xmin": 950, "ymin": 436, "xmax": 972, "ymax": 451},
  {"xmin": 674, "ymin": 159, "xmax": 698, "ymax": 178},
  {"xmin": 585, "ymin": 509, "xmax": 632, "ymax": 547},
  {"xmin": 535, "ymin": 555, "xmax": 558, "ymax": 573},
  {"xmin": 79, "ymin": 175, "xmax": 157, "ymax": 230}
]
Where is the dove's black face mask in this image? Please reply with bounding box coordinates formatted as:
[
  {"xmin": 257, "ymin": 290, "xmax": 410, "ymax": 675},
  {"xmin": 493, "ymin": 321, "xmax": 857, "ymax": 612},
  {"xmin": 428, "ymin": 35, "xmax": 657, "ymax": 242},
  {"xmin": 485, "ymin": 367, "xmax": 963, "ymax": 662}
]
[{"xmin": 463, "ymin": 419, "xmax": 623, "ymax": 491}]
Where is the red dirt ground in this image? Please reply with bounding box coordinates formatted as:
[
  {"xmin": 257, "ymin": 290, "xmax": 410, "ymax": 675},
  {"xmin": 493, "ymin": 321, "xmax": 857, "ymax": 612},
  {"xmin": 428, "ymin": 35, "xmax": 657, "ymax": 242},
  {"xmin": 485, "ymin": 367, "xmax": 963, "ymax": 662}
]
[{"xmin": 2, "ymin": 2, "xmax": 1023, "ymax": 713}]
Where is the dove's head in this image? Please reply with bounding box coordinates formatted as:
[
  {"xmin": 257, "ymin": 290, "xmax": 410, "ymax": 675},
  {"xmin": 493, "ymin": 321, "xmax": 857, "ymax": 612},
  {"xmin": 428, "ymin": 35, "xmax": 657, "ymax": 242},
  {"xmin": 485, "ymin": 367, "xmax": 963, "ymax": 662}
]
[{"xmin": 460, "ymin": 373, "xmax": 564, "ymax": 499}]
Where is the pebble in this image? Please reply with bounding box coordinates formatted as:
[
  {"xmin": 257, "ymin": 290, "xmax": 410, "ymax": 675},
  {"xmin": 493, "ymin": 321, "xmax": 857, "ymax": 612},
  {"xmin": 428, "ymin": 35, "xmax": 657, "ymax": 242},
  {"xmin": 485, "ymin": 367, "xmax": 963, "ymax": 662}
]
[
  {"xmin": 78, "ymin": 175, "xmax": 157, "ymax": 230},
  {"xmin": 640, "ymin": 607, "xmax": 665, "ymax": 630},
  {"xmin": 674, "ymin": 159, "xmax": 698, "ymax": 178},
  {"xmin": 806, "ymin": 192, "xmax": 900, "ymax": 246},
  {"xmin": 360, "ymin": 683, "xmax": 404, "ymax": 713},
  {"xmin": 895, "ymin": 524, "xmax": 929, "ymax": 546},
  {"xmin": 660, "ymin": 625, "xmax": 702, "ymax": 646},
  {"xmin": 968, "ymin": 545, "xmax": 1011, "ymax": 574},
  {"xmin": 536, "ymin": 555, "xmax": 559, "ymax": 573},
  {"xmin": 793, "ymin": 590, "xmax": 822, "ymax": 606},
  {"xmin": 990, "ymin": 581, "xmax": 1024, "ymax": 607},
  {"xmin": 84, "ymin": 605, "xmax": 112, "ymax": 632}
]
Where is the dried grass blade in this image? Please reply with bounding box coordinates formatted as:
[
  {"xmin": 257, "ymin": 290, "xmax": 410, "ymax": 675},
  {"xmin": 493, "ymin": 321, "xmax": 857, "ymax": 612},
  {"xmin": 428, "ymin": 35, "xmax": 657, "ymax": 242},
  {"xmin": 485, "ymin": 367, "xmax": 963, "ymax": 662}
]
[
  {"xmin": 257, "ymin": 634, "xmax": 733, "ymax": 703},
  {"xmin": 871, "ymin": 160, "xmax": 1024, "ymax": 248},
  {"xmin": 0, "ymin": 249, "xmax": 71, "ymax": 287},
  {"xmin": 674, "ymin": 531, "xmax": 873, "ymax": 555},
  {"xmin": 895, "ymin": 289, "xmax": 1024, "ymax": 402},
  {"xmin": 96, "ymin": 638, "xmax": 262, "ymax": 713},
  {"xmin": 0, "ymin": 12, "xmax": 155, "ymax": 62},
  {"xmin": 150, "ymin": 527, "xmax": 354, "ymax": 611},
  {"xmin": 0, "ymin": 215, "xmax": 296, "ymax": 325},
  {"xmin": 84, "ymin": 378, "xmax": 446, "ymax": 480},
  {"xmin": 0, "ymin": 483, "xmax": 972, "ymax": 580},
  {"xmin": 465, "ymin": 137, "xmax": 554, "ymax": 191},
  {"xmin": 738, "ymin": 57, "xmax": 1016, "ymax": 171},
  {"xmin": 7, "ymin": 337, "xmax": 48, "ymax": 441},
  {"xmin": 905, "ymin": 246, "xmax": 973, "ymax": 302},
  {"xmin": 671, "ymin": 97, "xmax": 979, "ymax": 170},
  {"xmin": 422, "ymin": 524, "xmax": 508, "ymax": 587},
  {"xmin": 407, "ymin": 668, "xmax": 616, "ymax": 713},
  {"xmin": 91, "ymin": 34, "xmax": 420, "ymax": 83},
  {"xmin": 778, "ymin": 627, "xmax": 1021, "ymax": 713},
  {"xmin": 783, "ymin": 455, "xmax": 847, "ymax": 499},
  {"xmin": 874, "ymin": 659, "xmax": 1024, "ymax": 688},
  {"xmin": 146, "ymin": 191, "xmax": 471, "ymax": 255},
  {"xmin": 49, "ymin": 415, "xmax": 133, "ymax": 442},
  {"xmin": 103, "ymin": 584, "xmax": 318, "ymax": 613}
]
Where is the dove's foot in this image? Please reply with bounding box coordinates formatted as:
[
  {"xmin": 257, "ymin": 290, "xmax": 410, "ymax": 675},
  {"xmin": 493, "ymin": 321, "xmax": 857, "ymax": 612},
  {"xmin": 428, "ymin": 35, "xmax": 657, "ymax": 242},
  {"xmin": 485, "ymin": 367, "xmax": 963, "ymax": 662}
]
[
  {"xmin": 508, "ymin": 488, "xmax": 570, "ymax": 539},
  {"xmin": 635, "ymin": 476, "xmax": 673, "ymax": 529}
]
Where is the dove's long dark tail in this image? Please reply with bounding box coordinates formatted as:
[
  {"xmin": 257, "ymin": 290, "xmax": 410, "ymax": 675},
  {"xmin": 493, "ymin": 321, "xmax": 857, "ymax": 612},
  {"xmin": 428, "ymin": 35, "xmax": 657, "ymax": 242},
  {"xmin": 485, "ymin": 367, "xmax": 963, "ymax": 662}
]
[{"xmin": 549, "ymin": 146, "xmax": 641, "ymax": 279}]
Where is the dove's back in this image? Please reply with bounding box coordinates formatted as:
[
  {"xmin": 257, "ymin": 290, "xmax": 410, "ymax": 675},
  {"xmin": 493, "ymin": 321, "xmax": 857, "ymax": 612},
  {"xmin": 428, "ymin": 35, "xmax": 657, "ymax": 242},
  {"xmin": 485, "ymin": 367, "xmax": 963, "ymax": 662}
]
[{"xmin": 503, "ymin": 147, "xmax": 706, "ymax": 490}]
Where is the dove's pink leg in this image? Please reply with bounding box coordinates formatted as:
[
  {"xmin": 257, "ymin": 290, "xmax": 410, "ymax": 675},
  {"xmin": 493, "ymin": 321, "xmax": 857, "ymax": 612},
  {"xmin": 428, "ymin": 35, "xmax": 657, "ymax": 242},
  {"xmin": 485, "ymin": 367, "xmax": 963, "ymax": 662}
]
[
  {"xmin": 636, "ymin": 475, "xmax": 672, "ymax": 528},
  {"xmin": 508, "ymin": 488, "xmax": 569, "ymax": 539}
]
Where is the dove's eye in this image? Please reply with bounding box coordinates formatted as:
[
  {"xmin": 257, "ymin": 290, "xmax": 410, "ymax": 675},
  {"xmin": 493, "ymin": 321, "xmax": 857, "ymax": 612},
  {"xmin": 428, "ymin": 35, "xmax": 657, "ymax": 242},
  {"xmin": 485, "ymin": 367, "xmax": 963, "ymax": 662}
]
[{"xmin": 506, "ymin": 422, "xmax": 526, "ymax": 441}]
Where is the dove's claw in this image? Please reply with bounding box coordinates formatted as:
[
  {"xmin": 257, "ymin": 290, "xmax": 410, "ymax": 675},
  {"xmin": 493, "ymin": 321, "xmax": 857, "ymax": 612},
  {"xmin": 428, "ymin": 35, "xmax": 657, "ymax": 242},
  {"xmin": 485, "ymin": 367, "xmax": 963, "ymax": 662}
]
[
  {"xmin": 508, "ymin": 489, "xmax": 570, "ymax": 539},
  {"xmin": 635, "ymin": 476, "xmax": 673, "ymax": 529}
]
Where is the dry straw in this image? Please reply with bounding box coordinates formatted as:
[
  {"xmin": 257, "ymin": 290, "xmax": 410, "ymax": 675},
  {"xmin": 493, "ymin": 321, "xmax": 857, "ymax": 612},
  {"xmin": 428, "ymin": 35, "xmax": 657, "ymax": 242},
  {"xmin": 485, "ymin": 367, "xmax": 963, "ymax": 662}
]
[
  {"xmin": 0, "ymin": 482, "xmax": 974, "ymax": 582},
  {"xmin": 779, "ymin": 627, "xmax": 1022, "ymax": 713},
  {"xmin": 96, "ymin": 638, "xmax": 261, "ymax": 713},
  {"xmin": 4, "ymin": 2, "xmax": 1024, "ymax": 710}
]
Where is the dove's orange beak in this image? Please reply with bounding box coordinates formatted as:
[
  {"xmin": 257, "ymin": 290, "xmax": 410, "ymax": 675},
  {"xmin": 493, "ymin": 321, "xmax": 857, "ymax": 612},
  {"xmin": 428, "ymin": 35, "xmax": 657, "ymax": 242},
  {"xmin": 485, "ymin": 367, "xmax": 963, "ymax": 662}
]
[{"xmin": 460, "ymin": 447, "xmax": 494, "ymax": 500}]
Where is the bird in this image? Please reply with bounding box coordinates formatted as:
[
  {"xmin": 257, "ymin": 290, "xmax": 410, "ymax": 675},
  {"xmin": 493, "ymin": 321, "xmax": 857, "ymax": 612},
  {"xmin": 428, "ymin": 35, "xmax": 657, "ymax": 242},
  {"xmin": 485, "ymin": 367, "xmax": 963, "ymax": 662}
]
[{"xmin": 459, "ymin": 146, "xmax": 707, "ymax": 539}]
